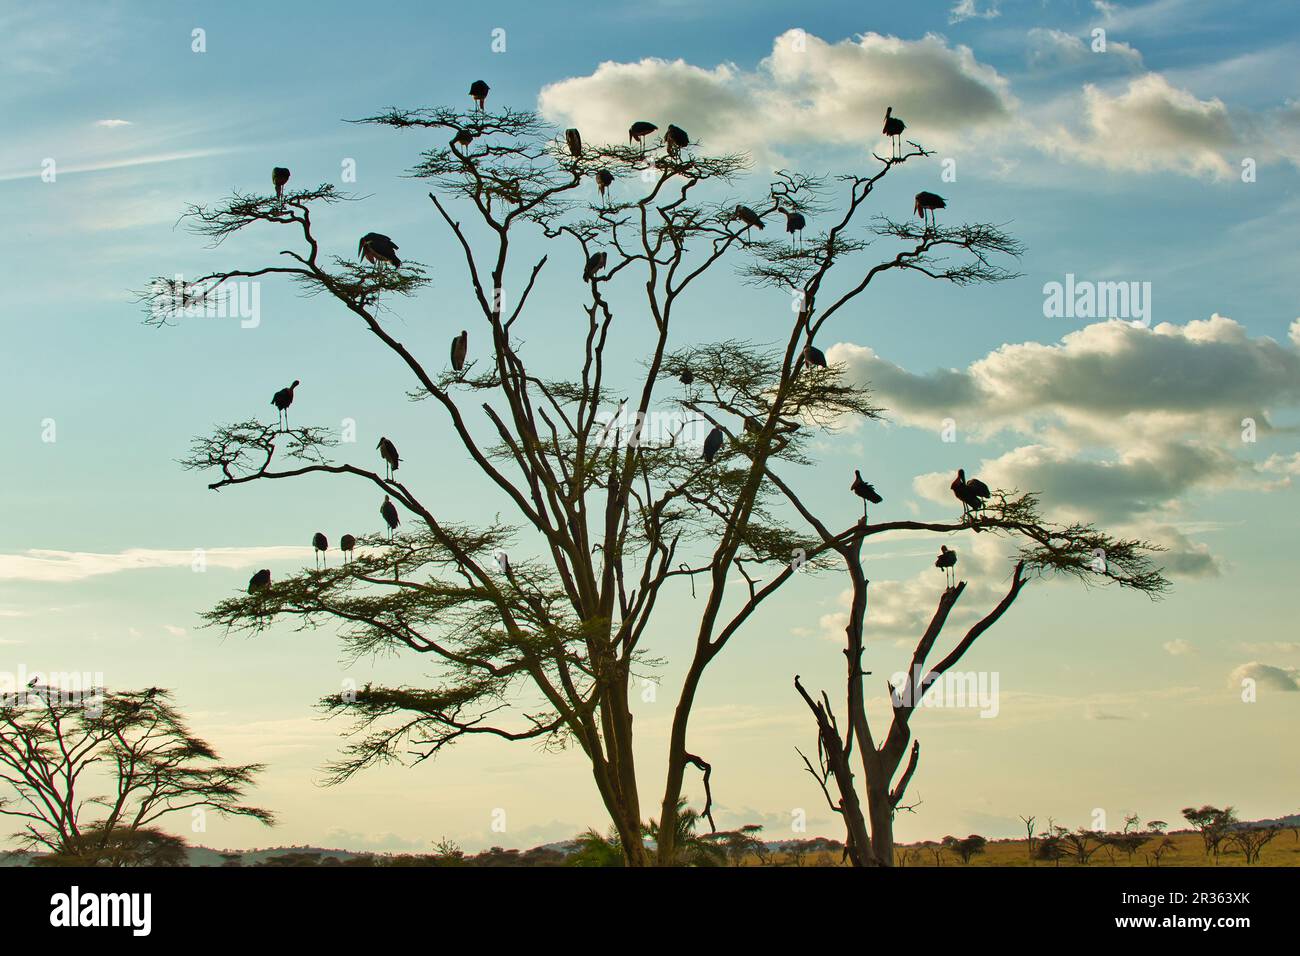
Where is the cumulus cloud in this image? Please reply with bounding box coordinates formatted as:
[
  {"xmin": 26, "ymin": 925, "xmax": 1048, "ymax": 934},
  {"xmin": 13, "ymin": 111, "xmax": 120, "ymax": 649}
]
[
  {"xmin": 1037, "ymin": 74, "xmax": 1248, "ymax": 178},
  {"xmin": 539, "ymin": 30, "xmax": 1016, "ymax": 161},
  {"xmin": 1163, "ymin": 638, "xmax": 1191, "ymax": 655},
  {"xmin": 1228, "ymin": 661, "xmax": 1300, "ymax": 692},
  {"xmin": 94, "ymin": 118, "xmax": 132, "ymax": 127},
  {"xmin": 539, "ymin": 27, "xmax": 1300, "ymax": 180},
  {"xmin": 833, "ymin": 314, "xmax": 1300, "ymax": 576},
  {"xmin": 831, "ymin": 315, "xmax": 1300, "ymax": 455}
]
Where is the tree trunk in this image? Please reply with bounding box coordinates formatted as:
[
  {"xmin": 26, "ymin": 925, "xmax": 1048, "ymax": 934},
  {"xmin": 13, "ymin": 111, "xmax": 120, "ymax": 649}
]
[{"xmin": 865, "ymin": 777, "xmax": 895, "ymax": 866}]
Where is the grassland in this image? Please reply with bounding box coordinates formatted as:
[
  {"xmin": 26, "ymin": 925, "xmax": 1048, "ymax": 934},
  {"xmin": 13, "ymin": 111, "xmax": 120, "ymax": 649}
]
[{"xmin": 767, "ymin": 830, "xmax": 1300, "ymax": 867}]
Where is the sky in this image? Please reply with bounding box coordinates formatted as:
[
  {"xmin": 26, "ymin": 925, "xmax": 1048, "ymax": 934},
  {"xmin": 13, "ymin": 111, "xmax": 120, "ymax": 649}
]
[{"xmin": 1, "ymin": 0, "xmax": 1298, "ymax": 854}]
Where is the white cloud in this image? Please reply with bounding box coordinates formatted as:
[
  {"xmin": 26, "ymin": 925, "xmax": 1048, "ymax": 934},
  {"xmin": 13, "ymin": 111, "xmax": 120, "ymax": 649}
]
[
  {"xmin": 540, "ymin": 27, "xmax": 1300, "ymax": 181},
  {"xmin": 832, "ymin": 315, "xmax": 1300, "ymax": 458},
  {"xmin": 539, "ymin": 31, "xmax": 1016, "ymax": 162},
  {"xmin": 1163, "ymin": 639, "xmax": 1191, "ymax": 655},
  {"xmin": 832, "ymin": 314, "xmax": 1300, "ymax": 576},
  {"xmin": 1037, "ymin": 74, "xmax": 1245, "ymax": 178},
  {"xmin": 0, "ymin": 547, "xmax": 309, "ymax": 583},
  {"xmin": 94, "ymin": 118, "xmax": 133, "ymax": 128}
]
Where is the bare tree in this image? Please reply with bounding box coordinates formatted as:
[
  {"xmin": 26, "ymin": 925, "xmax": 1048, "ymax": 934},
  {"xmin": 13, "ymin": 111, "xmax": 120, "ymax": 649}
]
[
  {"xmin": 1020, "ymin": 814, "xmax": 1037, "ymax": 861},
  {"xmin": 0, "ymin": 686, "xmax": 273, "ymax": 865},
  {"xmin": 792, "ymin": 506, "xmax": 1164, "ymax": 866},
  {"xmin": 143, "ymin": 92, "xmax": 1034, "ymax": 864}
]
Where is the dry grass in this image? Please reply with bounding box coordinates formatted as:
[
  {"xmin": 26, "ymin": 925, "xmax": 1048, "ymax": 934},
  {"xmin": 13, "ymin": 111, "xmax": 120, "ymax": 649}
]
[{"xmin": 753, "ymin": 830, "xmax": 1300, "ymax": 867}]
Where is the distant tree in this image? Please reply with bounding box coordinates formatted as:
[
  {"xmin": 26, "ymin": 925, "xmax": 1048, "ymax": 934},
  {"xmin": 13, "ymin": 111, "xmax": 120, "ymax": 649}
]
[
  {"xmin": 1181, "ymin": 805, "xmax": 1237, "ymax": 860},
  {"xmin": 1019, "ymin": 815, "xmax": 1037, "ymax": 861},
  {"xmin": 1227, "ymin": 825, "xmax": 1280, "ymax": 864},
  {"xmin": 1034, "ymin": 828, "xmax": 1068, "ymax": 867},
  {"xmin": 707, "ymin": 823, "xmax": 767, "ymax": 866},
  {"xmin": 430, "ymin": 837, "xmax": 467, "ymax": 865},
  {"xmin": 32, "ymin": 826, "xmax": 189, "ymax": 867},
  {"xmin": 1061, "ymin": 828, "xmax": 1106, "ymax": 865},
  {"xmin": 0, "ymin": 686, "xmax": 273, "ymax": 866},
  {"xmin": 942, "ymin": 834, "xmax": 988, "ymax": 864},
  {"xmin": 1144, "ymin": 836, "xmax": 1178, "ymax": 867}
]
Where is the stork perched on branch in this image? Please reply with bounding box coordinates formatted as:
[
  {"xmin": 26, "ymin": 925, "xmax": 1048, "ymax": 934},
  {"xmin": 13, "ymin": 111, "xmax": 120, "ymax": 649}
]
[
  {"xmin": 850, "ymin": 470, "xmax": 882, "ymax": 521},
  {"xmin": 377, "ymin": 436, "xmax": 401, "ymax": 480},
  {"xmin": 702, "ymin": 427, "xmax": 724, "ymax": 463},
  {"xmin": 312, "ymin": 532, "xmax": 328, "ymax": 569},
  {"xmin": 271, "ymin": 167, "xmax": 290, "ymax": 209},
  {"xmin": 450, "ymin": 330, "xmax": 468, "ymax": 372},
  {"xmin": 554, "ymin": 128, "xmax": 578, "ymax": 159},
  {"xmin": 914, "ymin": 192, "xmax": 946, "ymax": 231},
  {"xmin": 380, "ymin": 495, "xmax": 400, "ymax": 540},
  {"xmin": 469, "ymin": 79, "xmax": 490, "ymax": 112},
  {"xmin": 951, "ymin": 468, "xmax": 991, "ymax": 529},
  {"xmin": 935, "ymin": 545, "xmax": 957, "ymax": 588},
  {"xmin": 583, "ymin": 251, "xmax": 607, "ymax": 281},
  {"xmin": 270, "ymin": 380, "xmax": 298, "ymax": 431},
  {"xmin": 629, "ymin": 121, "xmax": 657, "ymax": 156},
  {"xmin": 664, "ymin": 124, "xmax": 688, "ymax": 157},
  {"xmin": 882, "ymin": 107, "xmax": 906, "ymax": 160},
  {"xmin": 358, "ymin": 233, "xmax": 400, "ymax": 269},
  {"xmin": 732, "ymin": 205, "xmax": 764, "ymax": 231}
]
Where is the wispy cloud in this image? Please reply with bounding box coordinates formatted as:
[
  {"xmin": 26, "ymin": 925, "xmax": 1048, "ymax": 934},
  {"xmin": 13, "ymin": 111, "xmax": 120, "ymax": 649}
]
[
  {"xmin": 0, "ymin": 547, "xmax": 309, "ymax": 583},
  {"xmin": 0, "ymin": 147, "xmax": 241, "ymax": 183}
]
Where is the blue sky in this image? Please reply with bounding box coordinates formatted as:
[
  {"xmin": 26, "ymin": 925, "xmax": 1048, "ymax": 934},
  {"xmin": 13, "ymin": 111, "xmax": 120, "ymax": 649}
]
[{"xmin": 2, "ymin": 0, "xmax": 1298, "ymax": 853}]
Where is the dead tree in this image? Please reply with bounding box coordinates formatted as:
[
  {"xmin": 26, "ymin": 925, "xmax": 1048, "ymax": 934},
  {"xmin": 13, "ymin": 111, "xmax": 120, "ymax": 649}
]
[
  {"xmin": 143, "ymin": 96, "xmax": 1028, "ymax": 865},
  {"xmin": 788, "ymin": 494, "xmax": 1166, "ymax": 866}
]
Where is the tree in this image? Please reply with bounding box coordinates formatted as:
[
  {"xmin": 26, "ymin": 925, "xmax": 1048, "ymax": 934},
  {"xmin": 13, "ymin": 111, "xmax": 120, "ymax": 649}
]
[
  {"xmin": 644, "ymin": 797, "xmax": 727, "ymax": 867},
  {"xmin": 1227, "ymin": 825, "xmax": 1280, "ymax": 864},
  {"xmin": 1144, "ymin": 835, "xmax": 1178, "ymax": 867},
  {"xmin": 707, "ymin": 823, "xmax": 768, "ymax": 866},
  {"xmin": 567, "ymin": 827, "xmax": 625, "ymax": 868},
  {"xmin": 942, "ymin": 833, "xmax": 987, "ymax": 864},
  {"xmin": 1181, "ymin": 805, "xmax": 1237, "ymax": 861},
  {"xmin": 793, "ymin": 508, "xmax": 1164, "ymax": 866},
  {"xmin": 0, "ymin": 686, "xmax": 273, "ymax": 865},
  {"xmin": 143, "ymin": 87, "xmax": 1037, "ymax": 865},
  {"xmin": 1061, "ymin": 828, "xmax": 1106, "ymax": 865},
  {"xmin": 1019, "ymin": 814, "xmax": 1037, "ymax": 861},
  {"xmin": 1034, "ymin": 828, "xmax": 1068, "ymax": 867}
]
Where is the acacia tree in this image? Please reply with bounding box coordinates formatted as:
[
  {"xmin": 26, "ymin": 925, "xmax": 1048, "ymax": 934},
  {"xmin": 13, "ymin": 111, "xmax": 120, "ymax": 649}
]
[
  {"xmin": 144, "ymin": 92, "xmax": 1036, "ymax": 866},
  {"xmin": 0, "ymin": 686, "xmax": 273, "ymax": 865},
  {"xmin": 791, "ymin": 495, "xmax": 1165, "ymax": 865}
]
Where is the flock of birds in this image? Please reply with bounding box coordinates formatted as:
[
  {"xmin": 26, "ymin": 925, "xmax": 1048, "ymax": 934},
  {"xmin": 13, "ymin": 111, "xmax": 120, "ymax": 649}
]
[{"xmin": 244, "ymin": 88, "xmax": 957, "ymax": 599}]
